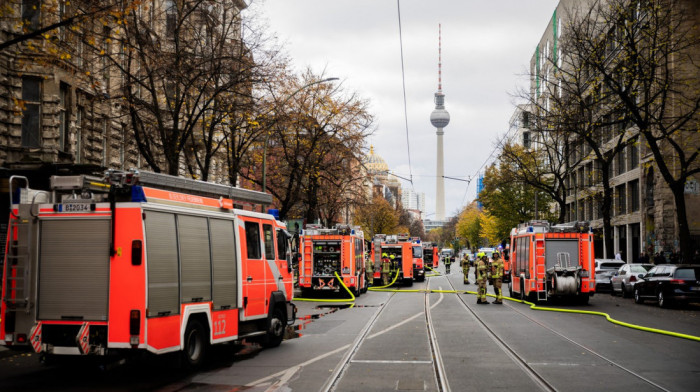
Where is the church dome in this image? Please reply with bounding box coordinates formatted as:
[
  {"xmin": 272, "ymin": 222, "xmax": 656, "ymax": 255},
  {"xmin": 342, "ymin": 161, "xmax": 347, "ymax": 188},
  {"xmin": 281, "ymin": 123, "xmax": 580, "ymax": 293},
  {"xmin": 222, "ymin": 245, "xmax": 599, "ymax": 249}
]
[{"xmin": 364, "ymin": 146, "xmax": 389, "ymax": 175}]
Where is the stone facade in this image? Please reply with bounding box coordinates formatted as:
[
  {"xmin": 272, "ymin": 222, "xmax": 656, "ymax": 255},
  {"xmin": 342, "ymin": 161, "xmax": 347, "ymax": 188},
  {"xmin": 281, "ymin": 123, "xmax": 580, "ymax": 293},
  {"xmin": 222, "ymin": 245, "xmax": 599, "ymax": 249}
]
[{"xmin": 530, "ymin": 0, "xmax": 700, "ymax": 261}]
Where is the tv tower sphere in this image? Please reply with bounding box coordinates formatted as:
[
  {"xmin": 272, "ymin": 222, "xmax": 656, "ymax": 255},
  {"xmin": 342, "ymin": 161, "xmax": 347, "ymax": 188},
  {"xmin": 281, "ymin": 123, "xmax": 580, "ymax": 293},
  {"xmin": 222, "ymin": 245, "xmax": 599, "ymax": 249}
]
[{"xmin": 430, "ymin": 99, "xmax": 450, "ymax": 128}]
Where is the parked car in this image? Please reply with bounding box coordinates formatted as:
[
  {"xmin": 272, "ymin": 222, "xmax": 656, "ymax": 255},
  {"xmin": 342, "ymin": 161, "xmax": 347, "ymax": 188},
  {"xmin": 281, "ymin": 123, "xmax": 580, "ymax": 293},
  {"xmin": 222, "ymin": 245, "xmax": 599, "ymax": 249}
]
[
  {"xmin": 634, "ymin": 265, "xmax": 700, "ymax": 308},
  {"xmin": 610, "ymin": 263, "xmax": 654, "ymax": 298},
  {"xmin": 595, "ymin": 259, "xmax": 626, "ymax": 292}
]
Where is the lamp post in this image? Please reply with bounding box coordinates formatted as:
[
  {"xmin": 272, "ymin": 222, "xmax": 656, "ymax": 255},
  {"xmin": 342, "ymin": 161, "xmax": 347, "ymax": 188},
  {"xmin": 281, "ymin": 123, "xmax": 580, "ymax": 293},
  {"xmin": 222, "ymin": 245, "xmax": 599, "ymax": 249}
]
[{"xmin": 261, "ymin": 77, "xmax": 339, "ymax": 201}]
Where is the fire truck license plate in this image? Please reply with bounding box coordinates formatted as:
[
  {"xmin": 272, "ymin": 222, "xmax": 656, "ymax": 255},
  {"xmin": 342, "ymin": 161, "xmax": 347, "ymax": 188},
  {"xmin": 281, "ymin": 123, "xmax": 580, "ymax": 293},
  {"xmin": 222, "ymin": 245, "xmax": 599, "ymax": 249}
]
[{"xmin": 63, "ymin": 203, "xmax": 91, "ymax": 212}]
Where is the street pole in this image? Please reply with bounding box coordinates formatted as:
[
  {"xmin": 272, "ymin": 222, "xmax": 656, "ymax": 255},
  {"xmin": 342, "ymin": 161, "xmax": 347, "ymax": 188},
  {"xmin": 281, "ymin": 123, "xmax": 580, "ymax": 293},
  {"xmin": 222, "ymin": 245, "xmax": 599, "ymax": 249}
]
[{"xmin": 260, "ymin": 77, "xmax": 338, "ymax": 211}]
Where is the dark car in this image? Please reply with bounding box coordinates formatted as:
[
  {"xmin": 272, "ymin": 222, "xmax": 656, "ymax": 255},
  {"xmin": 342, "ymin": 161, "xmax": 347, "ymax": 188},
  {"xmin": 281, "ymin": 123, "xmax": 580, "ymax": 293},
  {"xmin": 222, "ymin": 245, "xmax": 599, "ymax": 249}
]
[
  {"xmin": 594, "ymin": 259, "xmax": 625, "ymax": 292},
  {"xmin": 634, "ymin": 265, "xmax": 700, "ymax": 308}
]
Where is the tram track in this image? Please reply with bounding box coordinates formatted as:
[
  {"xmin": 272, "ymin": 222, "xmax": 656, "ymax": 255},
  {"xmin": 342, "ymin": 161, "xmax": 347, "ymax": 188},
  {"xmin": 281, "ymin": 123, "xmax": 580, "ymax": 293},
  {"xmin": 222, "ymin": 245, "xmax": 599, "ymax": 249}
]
[
  {"xmin": 321, "ymin": 279, "xmax": 453, "ymax": 392},
  {"xmin": 439, "ymin": 272, "xmax": 671, "ymax": 392},
  {"xmin": 439, "ymin": 273, "xmax": 557, "ymax": 392},
  {"xmin": 318, "ymin": 291, "xmax": 398, "ymax": 392}
]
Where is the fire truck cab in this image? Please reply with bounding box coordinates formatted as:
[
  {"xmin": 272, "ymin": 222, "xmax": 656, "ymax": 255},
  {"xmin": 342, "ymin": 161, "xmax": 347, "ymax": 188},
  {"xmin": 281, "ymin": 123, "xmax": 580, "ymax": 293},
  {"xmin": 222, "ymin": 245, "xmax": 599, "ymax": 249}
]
[
  {"xmin": 298, "ymin": 225, "xmax": 366, "ymax": 296},
  {"xmin": 1, "ymin": 170, "xmax": 295, "ymax": 366},
  {"xmin": 508, "ymin": 220, "xmax": 595, "ymax": 304},
  {"xmin": 371, "ymin": 235, "xmax": 414, "ymax": 286}
]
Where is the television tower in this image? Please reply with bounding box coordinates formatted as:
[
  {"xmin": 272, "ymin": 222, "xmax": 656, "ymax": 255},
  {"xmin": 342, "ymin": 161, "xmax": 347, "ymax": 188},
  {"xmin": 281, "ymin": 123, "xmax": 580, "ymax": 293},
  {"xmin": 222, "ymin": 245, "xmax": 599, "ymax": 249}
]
[{"xmin": 430, "ymin": 24, "xmax": 450, "ymax": 221}]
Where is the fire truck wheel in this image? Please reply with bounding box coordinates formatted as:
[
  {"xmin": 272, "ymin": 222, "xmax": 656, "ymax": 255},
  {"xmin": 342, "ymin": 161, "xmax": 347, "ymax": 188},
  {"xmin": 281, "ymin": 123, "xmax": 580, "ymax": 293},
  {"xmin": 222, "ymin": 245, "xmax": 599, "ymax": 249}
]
[
  {"xmin": 404, "ymin": 278, "xmax": 413, "ymax": 287},
  {"xmin": 262, "ymin": 308, "xmax": 285, "ymax": 348},
  {"xmin": 182, "ymin": 319, "xmax": 208, "ymax": 368},
  {"xmin": 508, "ymin": 279, "xmax": 514, "ymax": 298}
]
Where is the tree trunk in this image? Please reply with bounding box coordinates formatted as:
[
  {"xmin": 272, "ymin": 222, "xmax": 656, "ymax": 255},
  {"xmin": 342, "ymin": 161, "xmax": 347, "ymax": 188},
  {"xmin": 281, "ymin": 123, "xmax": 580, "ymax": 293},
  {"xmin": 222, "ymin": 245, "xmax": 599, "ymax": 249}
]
[{"xmin": 670, "ymin": 182, "xmax": 693, "ymax": 263}]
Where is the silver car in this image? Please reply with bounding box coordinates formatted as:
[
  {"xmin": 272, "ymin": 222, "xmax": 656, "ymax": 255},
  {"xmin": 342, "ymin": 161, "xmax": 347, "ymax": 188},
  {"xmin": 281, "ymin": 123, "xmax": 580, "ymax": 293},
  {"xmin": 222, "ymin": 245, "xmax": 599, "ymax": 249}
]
[
  {"xmin": 611, "ymin": 263, "xmax": 654, "ymax": 298},
  {"xmin": 595, "ymin": 259, "xmax": 626, "ymax": 292}
]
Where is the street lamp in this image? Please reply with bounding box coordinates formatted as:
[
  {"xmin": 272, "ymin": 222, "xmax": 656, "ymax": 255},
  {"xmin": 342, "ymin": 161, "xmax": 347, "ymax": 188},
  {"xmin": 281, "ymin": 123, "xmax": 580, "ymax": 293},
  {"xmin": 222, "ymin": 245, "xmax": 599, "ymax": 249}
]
[{"xmin": 261, "ymin": 77, "xmax": 339, "ymax": 201}]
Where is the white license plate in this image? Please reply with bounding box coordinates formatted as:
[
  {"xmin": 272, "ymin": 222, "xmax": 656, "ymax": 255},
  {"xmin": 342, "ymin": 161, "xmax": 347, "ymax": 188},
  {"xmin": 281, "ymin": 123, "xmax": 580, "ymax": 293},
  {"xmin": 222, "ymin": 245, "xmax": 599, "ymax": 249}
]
[
  {"xmin": 691, "ymin": 286, "xmax": 700, "ymax": 291},
  {"xmin": 63, "ymin": 203, "xmax": 91, "ymax": 212}
]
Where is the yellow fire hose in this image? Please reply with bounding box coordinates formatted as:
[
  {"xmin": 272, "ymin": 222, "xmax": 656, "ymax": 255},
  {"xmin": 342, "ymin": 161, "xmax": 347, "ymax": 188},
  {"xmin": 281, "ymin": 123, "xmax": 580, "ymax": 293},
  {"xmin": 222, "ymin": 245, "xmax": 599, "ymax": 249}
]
[
  {"xmin": 292, "ymin": 272, "xmax": 356, "ymax": 307},
  {"xmin": 293, "ymin": 269, "xmax": 700, "ymax": 342}
]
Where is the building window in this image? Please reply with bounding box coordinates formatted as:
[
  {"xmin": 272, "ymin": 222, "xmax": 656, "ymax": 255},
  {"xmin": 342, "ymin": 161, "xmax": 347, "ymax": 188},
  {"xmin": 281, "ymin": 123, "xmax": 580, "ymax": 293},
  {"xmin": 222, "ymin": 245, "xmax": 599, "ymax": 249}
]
[
  {"xmin": 21, "ymin": 77, "xmax": 42, "ymax": 148},
  {"xmin": 120, "ymin": 124, "xmax": 126, "ymax": 169},
  {"xmin": 628, "ymin": 138, "xmax": 639, "ymax": 170},
  {"xmin": 102, "ymin": 117, "xmax": 108, "ymax": 167},
  {"xmin": 523, "ymin": 131, "xmax": 531, "ymax": 149},
  {"xmin": 616, "ymin": 148, "xmax": 626, "ymax": 176},
  {"xmin": 629, "ymin": 180, "xmax": 640, "ymax": 212},
  {"xmin": 76, "ymin": 106, "xmax": 84, "ymax": 163},
  {"xmin": 617, "ymin": 184, "xmax": 626, "ymax": 215},
  {"xmin": 59, "ymin": 83, "xmax": 70, "ymax": 152},
  {"xmin": 521, "ymin": 111, "xmax": 529, "ymax": 128},
  {"xmin": 22, "ymin": 0, "xmax": 41, "ymax": 32},
  {"xmin": 165, "ymin": 0, "xmax": 177, "ymax": 36}
]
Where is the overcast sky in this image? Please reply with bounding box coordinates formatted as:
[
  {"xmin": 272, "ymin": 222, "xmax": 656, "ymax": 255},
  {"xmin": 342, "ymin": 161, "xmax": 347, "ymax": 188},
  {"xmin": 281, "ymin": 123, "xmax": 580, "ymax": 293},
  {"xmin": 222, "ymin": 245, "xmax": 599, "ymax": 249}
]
[{"xmin": 251, "ymin": 0, "xmax": 559, "ymax": 220}]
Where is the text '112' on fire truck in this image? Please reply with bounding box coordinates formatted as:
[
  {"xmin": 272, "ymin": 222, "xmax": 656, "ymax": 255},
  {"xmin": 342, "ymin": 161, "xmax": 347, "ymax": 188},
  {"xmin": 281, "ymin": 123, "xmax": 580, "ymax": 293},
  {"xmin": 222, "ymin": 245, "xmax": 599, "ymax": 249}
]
[
  {"xmin": 508, "ymin": 220, "xmax": 596, "ymax": 304},
  {"xmin": 371, "ymin": 234, "xmax": 414, "ymax": 286},
  {"xmin": 1, "ymin": 170, "xmax": 295, "ymax": 366},
  {"xmin": 298, "ymin": 225, "xmax": 367, "ymax": 297}
]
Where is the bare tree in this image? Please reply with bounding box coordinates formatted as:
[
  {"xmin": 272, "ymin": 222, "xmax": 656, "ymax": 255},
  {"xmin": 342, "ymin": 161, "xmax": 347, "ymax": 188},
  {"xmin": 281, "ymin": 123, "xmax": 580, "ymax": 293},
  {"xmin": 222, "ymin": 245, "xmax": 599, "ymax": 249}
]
[
  {"xmin": 113, "ymin": 0, "xmax": 250, "ymax": 175},
  {"xmin": 563, "ymin": 0, "xmax": 700, "ymax": 260},
  {"xmin": 243, "ymin": 70, "xmax": 373, "ymax": 221}
]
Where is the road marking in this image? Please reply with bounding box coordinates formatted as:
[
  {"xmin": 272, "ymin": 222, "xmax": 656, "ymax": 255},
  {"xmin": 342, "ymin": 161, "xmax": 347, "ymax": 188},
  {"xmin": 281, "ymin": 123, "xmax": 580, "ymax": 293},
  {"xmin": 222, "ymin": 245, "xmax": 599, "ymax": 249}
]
[
  {"xmin": 350, "ymin": 359, "xmax": 433, "ymax": 364},
  {"xmin": 250, "ymin": 290, "xmax": 445, "ymax": 388}
]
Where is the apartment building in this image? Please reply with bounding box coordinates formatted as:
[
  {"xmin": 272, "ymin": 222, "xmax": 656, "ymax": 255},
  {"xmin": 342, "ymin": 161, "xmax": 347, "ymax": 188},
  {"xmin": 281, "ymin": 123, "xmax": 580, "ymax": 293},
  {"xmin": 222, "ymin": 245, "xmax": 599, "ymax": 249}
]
[{"xmin": 527, "ymin": 0, "xmax": 700, "ymax": 261}]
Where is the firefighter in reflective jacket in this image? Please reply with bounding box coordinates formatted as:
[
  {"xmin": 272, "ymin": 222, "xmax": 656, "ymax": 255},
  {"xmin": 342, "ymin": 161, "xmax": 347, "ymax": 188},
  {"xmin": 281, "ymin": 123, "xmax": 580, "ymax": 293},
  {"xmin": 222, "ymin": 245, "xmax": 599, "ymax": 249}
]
[
  {"xmin": 365, "ymin": 256, "xmax": 374, "ymax": 286},
  {"xmin": 491, "ymin": 252, "xmax": 504, "ymax": 304},
  {"xmin": 381, "ymin": 253, "xmax": 392, "ymax": 285},
  {"xmin": 476, "ymin": 253, "xmax": 489, "ymax": 304},
  {"xmin": 461, "ymin": 253, "xmax": 471, "ymax": 284}
]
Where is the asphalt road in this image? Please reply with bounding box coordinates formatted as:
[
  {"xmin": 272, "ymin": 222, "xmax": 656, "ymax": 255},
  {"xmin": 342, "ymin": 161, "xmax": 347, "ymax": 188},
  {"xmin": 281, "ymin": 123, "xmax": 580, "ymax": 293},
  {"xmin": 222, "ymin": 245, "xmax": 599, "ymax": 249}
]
[{"xmin": 1, "ymin": 265, "xmax": 699, "ymax": 391}]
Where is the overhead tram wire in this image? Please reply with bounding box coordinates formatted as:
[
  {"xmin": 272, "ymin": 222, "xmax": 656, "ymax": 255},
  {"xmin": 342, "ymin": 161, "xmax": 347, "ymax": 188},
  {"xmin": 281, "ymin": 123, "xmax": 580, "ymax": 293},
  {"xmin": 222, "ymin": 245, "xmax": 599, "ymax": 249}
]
[
  {"xmin": 460, "ymin": 125, "xmax": 519, "ymax": 206},
  {"xmin": 396, "ymin": 0, "xmax": 414, "ymax": 189}
]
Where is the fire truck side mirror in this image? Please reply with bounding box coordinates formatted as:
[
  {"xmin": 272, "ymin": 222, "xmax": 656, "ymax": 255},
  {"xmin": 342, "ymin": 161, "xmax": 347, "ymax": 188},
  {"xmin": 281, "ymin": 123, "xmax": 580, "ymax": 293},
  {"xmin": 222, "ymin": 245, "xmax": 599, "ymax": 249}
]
[{"xmin": 132, "ymin": 240, "xmax": 143, "ymax": 266}]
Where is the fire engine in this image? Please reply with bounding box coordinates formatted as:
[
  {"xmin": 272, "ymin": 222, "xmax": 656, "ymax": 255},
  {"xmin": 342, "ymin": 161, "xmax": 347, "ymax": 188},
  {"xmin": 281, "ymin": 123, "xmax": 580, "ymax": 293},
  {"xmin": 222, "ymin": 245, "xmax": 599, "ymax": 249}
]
[
  {"xmin": 298, "ymin": 225, "xmax": 367, "ymax": 296},
  {"xmin": 410, "ymin": 238, "xmax": 425, "ymax": 282},
  {"xmin": 371, "ymin": 234, "xmax": 414, "ymax": 286},
  {"xmin": 508, "ymin": 221, "xmax": 595, "ymax": 304},
  {"xmin": 422, "ymin": 242, "xmax": 439, "ymax": 269},
  {"xmin": 1, "ymin": 170, "xmax": 295, "ymax": 366}
]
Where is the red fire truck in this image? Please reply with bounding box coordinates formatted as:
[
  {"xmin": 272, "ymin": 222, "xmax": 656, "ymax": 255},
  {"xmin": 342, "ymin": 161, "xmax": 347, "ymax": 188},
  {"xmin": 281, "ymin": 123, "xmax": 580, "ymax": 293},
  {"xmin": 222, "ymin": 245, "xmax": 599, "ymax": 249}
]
[
  {"xmin": 298, "ymin": 225, "xmax": 367, "ymax": 296},
  {"xmin": 411, "ymin": 238, "xmax": 425, "ymax": 282},
  {"xmin": 508, "ymin": 221, "xmax": 595, "ymax": 304},
  {"xmin": 1, "ymin": 170, "xmax": 295, "ymax": 366},
  {"xmin": 371, "ymin": 234, "xmax": 414, "ymax": 286},
  {"xmin": 422, "ymin": 242, "xmax": 439, "ymax": 269}
]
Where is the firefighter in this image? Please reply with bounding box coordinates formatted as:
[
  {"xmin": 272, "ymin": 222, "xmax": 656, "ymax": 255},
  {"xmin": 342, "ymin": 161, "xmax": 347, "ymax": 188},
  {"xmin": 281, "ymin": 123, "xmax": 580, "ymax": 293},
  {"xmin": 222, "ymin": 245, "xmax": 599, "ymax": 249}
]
[
  {"xmin": 365, "ymin": 255, "xmax": 374, "ymax": 287},
  {"xmin": 491, "ymin": 252, "xmax": 504, "ymax": 304},
  {"xmin": 444, "ymin": 254, "xmax": 452, "ymax": 274},
  {"xmin": 461, "ymin": 253, "xmax": 470, "ymax": 284},
  {"xmin": 476, "ymin": 253, "xmax": 489, "ymax": 304},
  {"xmin": 381, "ymin": 253, "xmax": 392, "ymax": 286}
]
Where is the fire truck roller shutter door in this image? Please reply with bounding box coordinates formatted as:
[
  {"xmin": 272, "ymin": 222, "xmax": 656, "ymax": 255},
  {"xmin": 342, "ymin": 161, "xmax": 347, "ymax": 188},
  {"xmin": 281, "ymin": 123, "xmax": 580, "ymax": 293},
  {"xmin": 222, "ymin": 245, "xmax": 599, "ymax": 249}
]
[
  {"xmin": 38, "ymin": 219, "xmax": 110, "ymax": 321},
  {"xmin": 178, "ymin": 215, "xmax": 212, "ymax": 303},
  {"xmin": 144, "ymin": 211, "xmax": 180, "ymax": 317},
  {"xmin": 544, "ymin": 239, "xmax": 579, "ymax": 270},
  {"xmin": 210, "ymin": 219, "xmax": 237, "ymax": 310}
]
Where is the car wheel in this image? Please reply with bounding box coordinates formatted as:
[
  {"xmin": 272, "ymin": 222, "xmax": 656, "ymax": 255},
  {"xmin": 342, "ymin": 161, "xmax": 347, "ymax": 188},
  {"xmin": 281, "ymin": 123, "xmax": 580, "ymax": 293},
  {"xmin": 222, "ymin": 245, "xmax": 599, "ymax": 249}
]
[
  {"xmin": 621, "ymin": 284, "xmax": 630, "ymax": 298},
  {"xmin": 634, "ymin": 287, "xmax": 643, "ymax": 304},
  {"xmin": 657, "ymin": 290, "xmax": 670, "ymax": 308}
]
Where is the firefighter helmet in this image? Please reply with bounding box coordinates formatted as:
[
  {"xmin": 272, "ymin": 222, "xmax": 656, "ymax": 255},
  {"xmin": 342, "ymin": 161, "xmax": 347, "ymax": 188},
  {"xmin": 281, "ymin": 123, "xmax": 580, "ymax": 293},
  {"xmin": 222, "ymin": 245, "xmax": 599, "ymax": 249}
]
[
  {"xmin": 382, "ymin": 253, "xmax": 388, "ymax": 258},
  {"xmin": 390, "ymin": 254, "xmax": 395, "ymax": 259}
]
